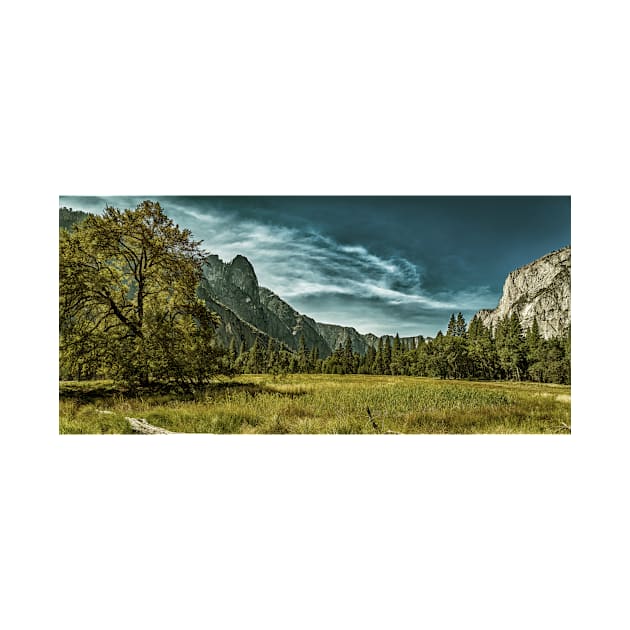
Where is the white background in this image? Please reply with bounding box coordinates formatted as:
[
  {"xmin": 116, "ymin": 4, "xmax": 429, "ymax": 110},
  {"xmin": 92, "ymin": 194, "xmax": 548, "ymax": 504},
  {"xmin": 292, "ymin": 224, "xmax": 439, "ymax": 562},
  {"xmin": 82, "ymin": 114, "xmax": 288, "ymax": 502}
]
[{"xmin": 2, "ymin": 1, "xmax": 629, "ymax": 629}]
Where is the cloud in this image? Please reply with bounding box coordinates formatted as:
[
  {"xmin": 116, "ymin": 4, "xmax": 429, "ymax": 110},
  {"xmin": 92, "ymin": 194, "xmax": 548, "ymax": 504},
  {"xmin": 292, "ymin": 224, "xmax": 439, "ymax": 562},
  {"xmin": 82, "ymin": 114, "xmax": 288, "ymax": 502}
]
[
  {"xmin": 168, "ymin": 204, "xmax": 495, "ymax": 335},
  {"xmin": 59, "ymin": 196, "xmax": 498, "ymax": 336}
]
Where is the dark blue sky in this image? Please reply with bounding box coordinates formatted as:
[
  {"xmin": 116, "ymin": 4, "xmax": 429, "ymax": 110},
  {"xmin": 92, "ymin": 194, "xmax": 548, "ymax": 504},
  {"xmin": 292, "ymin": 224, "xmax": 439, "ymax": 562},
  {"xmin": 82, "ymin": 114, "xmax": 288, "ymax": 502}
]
[{"xmin": 60, "ymin": 196, "xmax": 570, "ymax": 337}]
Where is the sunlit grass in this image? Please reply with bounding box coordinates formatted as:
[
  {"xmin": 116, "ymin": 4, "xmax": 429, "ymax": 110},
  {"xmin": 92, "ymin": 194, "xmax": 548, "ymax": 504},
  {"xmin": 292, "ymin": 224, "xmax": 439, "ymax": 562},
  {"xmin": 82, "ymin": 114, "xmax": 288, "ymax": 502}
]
[{"xmin": 59, "ymin": 375, "xmax": 571, "ymax": 434}]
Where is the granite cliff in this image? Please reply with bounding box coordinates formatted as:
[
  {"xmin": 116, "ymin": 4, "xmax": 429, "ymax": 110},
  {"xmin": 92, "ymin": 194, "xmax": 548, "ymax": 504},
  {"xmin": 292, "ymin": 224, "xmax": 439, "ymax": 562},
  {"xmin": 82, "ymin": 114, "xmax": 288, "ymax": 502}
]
[
  {"xmin": 200, "ymin": 254, "xmax": 373, "ymax": 357},
  {"xmin": 475, "ymin": 246, "xmax": 571, "ymax": 338}
]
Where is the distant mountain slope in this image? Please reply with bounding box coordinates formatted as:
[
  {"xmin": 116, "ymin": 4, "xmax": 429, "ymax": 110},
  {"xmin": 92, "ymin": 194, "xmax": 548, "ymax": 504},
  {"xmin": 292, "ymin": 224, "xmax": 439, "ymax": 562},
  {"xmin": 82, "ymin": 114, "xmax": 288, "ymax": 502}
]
[
  {"xmin": 475, "ymin": 246, "xmax": 571, "ymax": 338},
  {"xmin": 59, "ymin": 207, "xmax": 90, "ymax": 230},
  {"xmin": 201, "ymin": 254, "xmax": 373, "ymax": 357}
]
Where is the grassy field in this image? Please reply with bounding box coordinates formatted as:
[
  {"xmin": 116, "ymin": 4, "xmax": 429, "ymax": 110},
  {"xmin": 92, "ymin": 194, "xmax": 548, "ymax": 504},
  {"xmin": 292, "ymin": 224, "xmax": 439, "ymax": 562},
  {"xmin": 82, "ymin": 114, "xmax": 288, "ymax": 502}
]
[{"xmin": 59, "ymin": 374, "xmax": 570, "ymax": 434}]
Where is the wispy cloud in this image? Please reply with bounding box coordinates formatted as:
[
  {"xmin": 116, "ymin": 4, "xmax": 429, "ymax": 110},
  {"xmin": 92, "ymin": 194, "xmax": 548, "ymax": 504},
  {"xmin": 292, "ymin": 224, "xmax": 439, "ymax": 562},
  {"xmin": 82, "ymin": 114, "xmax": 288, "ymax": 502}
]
[
  {"xmin": 60, "ymin": 196, "xmax": 497, "ymax": 336},
  {"xmin": 169, "ymin": 204, "xmax": 494, "ymax": 334},
  {"xmin": 178, "ymin": 206, "xmax": 439, "ymax": 302}
]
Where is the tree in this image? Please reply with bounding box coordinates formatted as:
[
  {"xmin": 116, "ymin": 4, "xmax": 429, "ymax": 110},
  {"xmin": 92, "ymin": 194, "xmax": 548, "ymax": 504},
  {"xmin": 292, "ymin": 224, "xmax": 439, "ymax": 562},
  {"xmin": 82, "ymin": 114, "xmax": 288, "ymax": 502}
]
[
  {"xmin": 59, "ymin": 201, "xmax": 224, "ymax": 386},
  {"xmin": 383, "ymin": 336, "xmax": 392, "ymax": 374},
  {"xmin": 246, "ymin": 337, "xmax": 265, "ymax": 373},
  {"xmin": 443, "ymin": 334, "xmax": 468, "ymax": 378},
  {"xmin": 495, "ymin": 314, "xmax": 525, "ymax": 380},
  {"xmin": 374, "ymin": 337, "xmax": 384, "ymax": 374},
  {"xmin": 391, "ymin": 333, "xmax": 410, "ymax": 375},
  {"xmin": 525, "ymin": 318, "xmax": 545, "ymax": 382},
  {"xmin": 446, "ymin": 313, "xmax": 457, "ymax": 336},
  {"xmin": 455, "ymin": 312, "xmax": 467, "ymax": 337},
  {"xmin": 342, "ymin": 337, "xmax": 354, "ymax": 374},
  {"xmin": 426, "ymin": 332, "xmax": 449, "ymax": 378},
  {"xmin": 265, "ymin": 338, "xmax": 277, "ymax": 373},
  {"xmin": 362, "ymin": 344, "xmax": 376, "ymax": 374},
  {"xmin": 297, "ymin": 335, "xmax": 310, "ymax": 373},
  {"xmin": 467, "ymin": 316, "xmax": 497, "ymax": 379},
  {"xmin": 562, "ymin": 326, "xmax": 571, "ymax": 384}
]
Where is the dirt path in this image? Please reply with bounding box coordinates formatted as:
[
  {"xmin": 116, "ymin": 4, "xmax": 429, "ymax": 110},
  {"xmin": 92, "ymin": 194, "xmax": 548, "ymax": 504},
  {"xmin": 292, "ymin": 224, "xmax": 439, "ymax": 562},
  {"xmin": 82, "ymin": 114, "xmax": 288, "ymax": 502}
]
[{"xmin": 96, "ymin": 410, "xmax": 173, "ymax": 434}]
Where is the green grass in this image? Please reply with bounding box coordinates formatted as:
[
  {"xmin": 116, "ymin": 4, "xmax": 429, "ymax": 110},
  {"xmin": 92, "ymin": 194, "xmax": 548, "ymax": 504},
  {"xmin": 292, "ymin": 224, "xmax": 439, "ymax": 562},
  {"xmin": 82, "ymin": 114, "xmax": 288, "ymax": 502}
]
[{"xmin": 59, "ymin": 375, "xmax": 571, "ymax": 434}]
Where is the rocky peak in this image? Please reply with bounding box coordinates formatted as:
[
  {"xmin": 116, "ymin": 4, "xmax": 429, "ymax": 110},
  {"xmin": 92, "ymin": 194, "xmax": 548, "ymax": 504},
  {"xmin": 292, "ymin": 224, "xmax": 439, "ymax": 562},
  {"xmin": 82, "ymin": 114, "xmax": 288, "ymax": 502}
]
[
  {"xmin": 475, "ymin": 246, "xmax": 571, "ymax": 338},
  {"xmin": 225, "ymin": 255, "xmax": 259, "ymax": 298}
]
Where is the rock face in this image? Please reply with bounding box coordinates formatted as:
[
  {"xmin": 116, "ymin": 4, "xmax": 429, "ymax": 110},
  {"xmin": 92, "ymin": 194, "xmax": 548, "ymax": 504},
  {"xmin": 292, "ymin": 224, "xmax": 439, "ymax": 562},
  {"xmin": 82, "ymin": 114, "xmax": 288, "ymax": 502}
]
[
  {"xmin": 475, "ymin": 246, "xmax": 571, "ymax": 338},
  {"xmin": 314, "ymin": 321, "xmax": 374, "ymax": 356},
  {"xmin": 200, "ymin": 254, "xmax": 373, "ymax": 357}
]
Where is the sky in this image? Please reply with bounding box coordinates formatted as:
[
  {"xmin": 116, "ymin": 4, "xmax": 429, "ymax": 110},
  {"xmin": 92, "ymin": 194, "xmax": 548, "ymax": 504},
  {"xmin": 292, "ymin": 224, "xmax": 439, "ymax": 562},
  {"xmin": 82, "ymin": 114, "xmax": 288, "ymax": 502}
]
[{"xmin": 59, "ymin": 196, "xmax": 571, "ymax": 337}]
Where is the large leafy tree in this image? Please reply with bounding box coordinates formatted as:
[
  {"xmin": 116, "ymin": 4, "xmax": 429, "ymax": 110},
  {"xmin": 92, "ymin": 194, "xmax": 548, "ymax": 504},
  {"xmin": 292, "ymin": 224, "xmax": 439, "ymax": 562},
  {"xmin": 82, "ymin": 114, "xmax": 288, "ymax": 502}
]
[{"xmin": 59, "ymin": 201, "xmax": 224, "ymax": 386}]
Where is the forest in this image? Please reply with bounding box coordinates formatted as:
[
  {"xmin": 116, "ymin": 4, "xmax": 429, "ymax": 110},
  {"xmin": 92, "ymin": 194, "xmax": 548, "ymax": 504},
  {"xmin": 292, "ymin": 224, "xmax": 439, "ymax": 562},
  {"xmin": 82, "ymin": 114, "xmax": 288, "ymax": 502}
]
[{"xmin": 226, "ymin": 313, "xmax": 570, "ymax": 384}]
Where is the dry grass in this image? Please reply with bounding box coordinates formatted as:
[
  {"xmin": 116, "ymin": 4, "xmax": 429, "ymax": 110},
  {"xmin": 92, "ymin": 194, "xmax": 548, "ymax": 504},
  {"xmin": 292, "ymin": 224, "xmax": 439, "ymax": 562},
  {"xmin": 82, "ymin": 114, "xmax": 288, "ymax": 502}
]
[{"xmin": 59, "ymin": 375, "xmax": 571, "ymax": 434}]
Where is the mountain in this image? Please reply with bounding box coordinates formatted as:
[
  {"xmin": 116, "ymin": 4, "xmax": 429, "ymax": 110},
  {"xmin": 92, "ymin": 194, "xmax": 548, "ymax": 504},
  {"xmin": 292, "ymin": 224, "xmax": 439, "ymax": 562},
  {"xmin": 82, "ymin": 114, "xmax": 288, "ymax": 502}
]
[
  {"xmin": 200, "ymin": 254, "xmax": 373, "ymax": 357},
  {"xmin": 475, "ymin": 246, "xmax": 571, "ymax": 339}
]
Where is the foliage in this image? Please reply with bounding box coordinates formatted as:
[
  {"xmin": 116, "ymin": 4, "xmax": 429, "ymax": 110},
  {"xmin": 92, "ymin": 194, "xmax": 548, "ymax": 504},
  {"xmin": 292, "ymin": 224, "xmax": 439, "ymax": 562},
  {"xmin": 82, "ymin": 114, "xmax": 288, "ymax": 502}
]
[
  {"xmin": 223, "ymin": 312, "xmax": 570, "ymax": 385},
  {"xmin": 59, "ymin": 201, "xmax": 227, "ymax": 386}
]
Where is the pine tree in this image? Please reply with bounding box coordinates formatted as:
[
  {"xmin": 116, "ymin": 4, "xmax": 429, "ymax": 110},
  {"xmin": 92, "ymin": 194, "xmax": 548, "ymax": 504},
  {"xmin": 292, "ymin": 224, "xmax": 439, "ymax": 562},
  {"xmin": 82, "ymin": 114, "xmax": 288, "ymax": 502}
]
[
  {"xmin": 446, "ymin": 313, "xmax": 457, "ymax": 336},
  {"xmin": 288, "ymin": 354, "xmax": 298, "ymax": 373},
  {"xmin": 247, "ymin": 337, "xmax": 264, "ymax": 373},
  {"xmin": 309, "ymin": 346, "xmax": 319, "ymax": 374},
  {"xmin": 391, "ymin": 333, "xmax": 403, "ymax": 375},
  {"xmin": 525, "ymin": 318, "xmax": 544, "ymax": 382},
  {"xmin": 496, "ymin": 314, "xmax": 525, "ymax": 380},
  {"xmin": 412, "ymin": 337, "xmax": 428, "ymax": 376},
  {"xmin": 342, "ymin": 337, "xmax": 354, "ymax": 374},
  {"xmin": 265, "ymin": 338, "xmax": 277, "ymax": 374},
  {"xmin": 562, "ymin": 326, "xmax": 571, "ymax": 384},
  {"xmin": 365, "ymin": 344, "xmax": 376, "ymax": 374},
  {"xmin": 297, "ymin": 335, "xmax": 309, "ymax": 373},
  {"xmin": 455, "ymin": 312, "xmax": 467, "ymax": 337},
  {"xmin": 375, "ymin": 337, "xmax": 384, "ymax": 374},
  {"xmin": 427, "ymin": 333, "xmax": 448, "ymax": 378},
  {"xmin": 467, "ymin": 316, "xmax": 496, "ymax": 379},
  {"xmin": 383, "ymin": 337, "xmax": 392, "ymax": 374}
]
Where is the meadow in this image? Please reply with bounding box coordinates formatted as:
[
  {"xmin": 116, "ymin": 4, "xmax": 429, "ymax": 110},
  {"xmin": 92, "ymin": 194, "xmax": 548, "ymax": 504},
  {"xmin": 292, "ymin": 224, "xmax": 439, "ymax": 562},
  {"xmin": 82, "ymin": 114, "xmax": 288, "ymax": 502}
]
[{"xmin": 59, "ymin": 375, "xmax": 571, "ymax": 434}]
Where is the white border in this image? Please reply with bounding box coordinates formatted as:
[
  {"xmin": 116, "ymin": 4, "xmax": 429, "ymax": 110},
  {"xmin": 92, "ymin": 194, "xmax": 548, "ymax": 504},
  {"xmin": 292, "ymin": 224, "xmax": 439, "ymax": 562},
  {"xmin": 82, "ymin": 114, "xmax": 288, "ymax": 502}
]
[{"xmin": 3, "ymin": 1, "xmax": 628, "ymax": 629}]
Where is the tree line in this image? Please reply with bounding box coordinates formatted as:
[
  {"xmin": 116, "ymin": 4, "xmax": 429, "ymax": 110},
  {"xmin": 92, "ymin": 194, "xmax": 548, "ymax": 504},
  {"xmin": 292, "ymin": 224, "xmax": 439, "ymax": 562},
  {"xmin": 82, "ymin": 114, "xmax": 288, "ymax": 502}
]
[
  {"xmin": 60, "ymin": 202, "xmax": 570, "ymax": 387},
  {"xmin": 227, "ymin": 312, "xmax": 570, "ymax": 384}
]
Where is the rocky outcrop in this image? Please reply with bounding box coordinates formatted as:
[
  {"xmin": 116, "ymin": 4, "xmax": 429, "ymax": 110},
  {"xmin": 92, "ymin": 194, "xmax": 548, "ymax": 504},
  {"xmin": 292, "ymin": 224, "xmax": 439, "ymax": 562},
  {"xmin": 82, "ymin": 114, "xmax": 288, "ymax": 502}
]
[
  {"xmin": 201, "ymin": 254, "xmax": 385, "ymax": 357},
  {"xmin": 258, "ymin": 287, "xmax": 331, "ymax": 356},
  {"xmin": 314, "ymin": 322, "xmax": 374, "ymax": 356},
  {"xmin": 475, "ymin": 246, "xmax": 570, "ymax": 338},
  {"xmin": 198, "ymin": 280, "xmax": 278, "ymax": 350}
]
